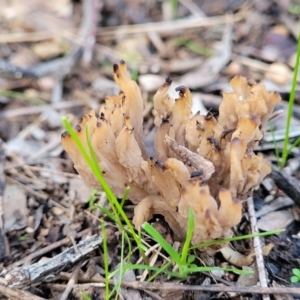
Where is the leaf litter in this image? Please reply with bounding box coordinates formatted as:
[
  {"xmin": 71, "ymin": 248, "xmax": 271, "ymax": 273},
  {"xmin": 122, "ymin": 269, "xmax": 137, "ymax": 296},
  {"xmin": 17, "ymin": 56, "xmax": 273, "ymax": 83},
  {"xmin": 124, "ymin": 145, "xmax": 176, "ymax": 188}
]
[{"xmin": 0, "ymin": 0, "xmax": 300, "ymax": 299}]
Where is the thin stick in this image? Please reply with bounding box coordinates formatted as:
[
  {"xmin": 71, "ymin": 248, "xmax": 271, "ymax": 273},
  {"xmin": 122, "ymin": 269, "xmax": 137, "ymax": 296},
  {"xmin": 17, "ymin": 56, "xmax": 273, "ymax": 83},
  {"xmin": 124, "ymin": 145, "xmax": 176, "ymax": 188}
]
[
  {"xmin": 0, "ymin": 284, "xmax": 46, "ymax": 300},
  {"xmin": 57, "ymin": 279, "xmax": 300, "ymax": 295},
  {"xmin": 6, "ymin": 176, "xmax": 48, "ymax": 201},
  {"xmin": 248, "ymin": 196, "xmax": 270, "ymax": 300},
  {"xmin": 97, "ymin": 12, "xmax": 244, "ymax": 36},
  {"xmin": 0, "ymin": 31, "xmax": 61, "ymax": 43},
  {"xmin": 0, "ymin": 139, "xmax": 7, "ymax": 259},
  {"xmin": 60, "ymin": 264, "xmax": 81, "ymax": 300},
  {"xmin": 0, "ymin": 100, "xmax": 84, "ymax": 120}
]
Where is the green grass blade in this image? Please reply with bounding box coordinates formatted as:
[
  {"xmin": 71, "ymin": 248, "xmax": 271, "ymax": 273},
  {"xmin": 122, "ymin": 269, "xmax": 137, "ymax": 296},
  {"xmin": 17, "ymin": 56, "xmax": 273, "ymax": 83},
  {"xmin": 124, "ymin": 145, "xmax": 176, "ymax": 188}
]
[
  {"xmin": 142, "ymin": 222, "xmax": 180, "ymax": 264},
  {"xmin": 123, "ymin": 264, "xmax": 185, "ymax": 278},
  {"xmin": 111, "ymin": 231, "xmax": 125, "ymax": 300},
  {"xmin": 281, "ymin": 30, "xmax": 300, "ymax": 168},
  {"xmin": 92, "ymin": 204, "xmax": 116, "ymax": 223},
  {"xmin": 288, "ymin": 136, "xmax": 300, "ymax": 153},
  {"xmin": 185, "ymin": 266, "xmax": 253, "ymax": 275},
  {"xmin": 189, "ymin": 229, "xmax": 285, "ymax": 250},
  {"xmin": 0, "ymin": 90, "xmax": 46, "ymax": 105},
  {"xmin": 80, "ymin": 292, "xmax": 92, "ymax": 300},
  {"xmin": 147, "ymin": 260, "xmax": 173, "ymax": 282},
  {"xmin": 180, "ymin": 208, "xmax": 194, "ymax": 265},
  {"xmin": 62, "ymin": 117, "xmax": 144, "ymax": 252},
  {"xmin": 101, "ymin": 221, "xmax": 110, "ymax": 300},
  {"xmin": 119, "ymin": 186, "xmax": 130, "ymax": 211}
]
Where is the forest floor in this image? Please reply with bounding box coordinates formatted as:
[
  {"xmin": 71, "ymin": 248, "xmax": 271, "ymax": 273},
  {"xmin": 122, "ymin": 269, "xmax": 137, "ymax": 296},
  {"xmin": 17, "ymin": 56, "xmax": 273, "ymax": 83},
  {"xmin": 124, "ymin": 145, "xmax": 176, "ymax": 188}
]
[{"xmin": 0, "ymin": 0, "xmax": 300, "ymax": 299}]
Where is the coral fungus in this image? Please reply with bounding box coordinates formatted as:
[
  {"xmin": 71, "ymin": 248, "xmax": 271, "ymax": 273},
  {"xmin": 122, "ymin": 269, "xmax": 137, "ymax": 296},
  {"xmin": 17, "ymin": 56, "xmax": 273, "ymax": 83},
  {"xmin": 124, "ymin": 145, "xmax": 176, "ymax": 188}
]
[{"xmin": 62, "ymin": 60, "xmax": 280, "ymax": 245}]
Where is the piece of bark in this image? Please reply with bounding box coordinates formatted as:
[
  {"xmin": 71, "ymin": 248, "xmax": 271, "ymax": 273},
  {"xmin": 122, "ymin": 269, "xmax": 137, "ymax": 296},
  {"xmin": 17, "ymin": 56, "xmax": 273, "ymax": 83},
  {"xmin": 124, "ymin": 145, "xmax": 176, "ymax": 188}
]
[
  {"xmin": 270, "ymin": 165, "xmax": 300, "ymax": 207},
  {"xmin": 5, "ymin": 234, "xmax": 102, "ymax": 288}
]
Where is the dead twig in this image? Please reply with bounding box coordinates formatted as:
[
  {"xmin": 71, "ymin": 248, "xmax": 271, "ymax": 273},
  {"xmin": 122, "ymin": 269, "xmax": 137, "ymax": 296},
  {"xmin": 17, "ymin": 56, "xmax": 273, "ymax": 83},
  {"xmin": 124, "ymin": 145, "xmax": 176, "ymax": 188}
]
[
  {"xmin": 81, "ymin": 0, "xmax": 102, "ymax": 66},
  {"xmin": 0, "ymin": 284, "xmax": 46, "ymax": 300},
  {"xmin": 0, "ymin": 100, "xmax": 84, "ymax": 120},
  {"xmin": 56, "ymin": 279, "xmax": 300, "ymax": 295},
  {"xmin": 248, "ymin": 196, "xmax": 270, "ymax": 300},
  {"xmin": 97, "ymin": 11, "xmax": 244, "ymax": 36},
  {"xmin": 60, "ymin": 263, "xmax": 82, "ymax": 300},
  {"xmin": 164, "ymin": 134, "xmax": 215, "ymax": 181}
]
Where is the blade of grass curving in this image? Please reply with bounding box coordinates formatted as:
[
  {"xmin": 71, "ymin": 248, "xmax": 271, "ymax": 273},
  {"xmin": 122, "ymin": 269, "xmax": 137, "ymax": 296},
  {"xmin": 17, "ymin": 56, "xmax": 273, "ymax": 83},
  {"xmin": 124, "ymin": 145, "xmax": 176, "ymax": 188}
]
[
  {"xmin": 84, "ymin": 125, "xmax": 120, "ymax": 215},
  {"xmin": 288, "ymin": 136, "xmax": 300, "ymax": 153},
  {"xmin": 122, "ymin": 264, "xmax": 185, "ymax": 278},
  {"xmin": 80, "ymin": 292, "xmax": 92, "ymax": 300},
  {"xmin": 62, "ymin": 117, "xmax": 144, "ymax": 252},
  {"xmin": 189, "ymin": 229, "xmax": 285, "ymax": 250},
  {"xmin": 281, "ymin": 30, "xmax": 300, "ymax": 168},
  {"xmin": 180, "ymin": 208, "xmax": 194, "ymax": 266},
  {"xmin": 268, "ymin": 122, "xmax": 281, "ymax": 167},
  {"xmin": 142, "ymin": 222, "xmax": 180, "ymax": 264},
  {"xmin": 84, "ymin": 124, "xmax": 144, "ymax": 249},
  {"xmin": 185, "ymin": 266, "xmax": 252, "ymax": 275},
  {"xmin": 93, "ymin": 204, "xmax": 116, "ymax": 223},
  {"xmin": 124, "ymin": 264, "xmax": 252, "ymax": 279}
]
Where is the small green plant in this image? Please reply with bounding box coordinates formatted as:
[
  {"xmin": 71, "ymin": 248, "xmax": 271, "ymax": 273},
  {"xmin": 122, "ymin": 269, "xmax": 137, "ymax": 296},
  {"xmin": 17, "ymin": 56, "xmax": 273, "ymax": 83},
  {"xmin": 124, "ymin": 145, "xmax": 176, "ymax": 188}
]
[
  {"xmin": 291, "ymin": 268, "xmax": 300, "ymax": 283},
  {"xmin": 175, "ymin": 38, "xmax": 212, "ymax": 56},
  {"xmin": 0, "ymin": 90, "xmax": 46, "ymax": 105},
  {"xmin": 289, "ymin": 3, "xmax": 300, "ymax": 15},
  {"xmin": 169, "ymin": 0, "xmax": 178, "ymax": 19},
  {"xmin": 88, "ymin": 189, "xmax": 98, "ymax": 208},
  {"xmin": 80, "ymin": 292, "xmax": 92, "ymax": 300},
  {"xmin": 19, "ymin": 234, "xmax": 28, "ymax": 241},
  {"xmin": 281, "ymin": 30, "xmax": 300, "ymax": 168},
  {"xmin": 141, "ymin": 209, "xmax": 251, "ymax": 280}
]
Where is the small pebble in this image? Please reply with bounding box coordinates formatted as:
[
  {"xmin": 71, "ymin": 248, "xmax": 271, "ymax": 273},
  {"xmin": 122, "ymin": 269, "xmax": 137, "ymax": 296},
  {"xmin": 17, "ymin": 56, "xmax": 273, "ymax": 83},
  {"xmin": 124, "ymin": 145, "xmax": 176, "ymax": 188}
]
[
  {"xmin": 52, "ymin": 207, "xmax": 64, "ymax": 216},
  {"xmin": 25, "ymin": 227, "xmax": 35, "ymax": 234}
]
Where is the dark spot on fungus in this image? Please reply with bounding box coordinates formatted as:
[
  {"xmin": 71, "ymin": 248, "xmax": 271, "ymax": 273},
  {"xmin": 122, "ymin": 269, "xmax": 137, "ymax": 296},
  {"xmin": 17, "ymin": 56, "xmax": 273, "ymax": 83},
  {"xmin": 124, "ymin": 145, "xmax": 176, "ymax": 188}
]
[
  {"xmin": 165, "ymin": 77, "xmax": 172, "ymax": 84},
  {"xmin": 61, "ymin": 131, "xmax": 70, "ymax": 138},
  {"xmin": 191, "ymin": 170, "xmax": 203, "ymax": 178},
  {"xmin": 113, "ymin": 64, "xmax": 118, "ymax": 72},
  {"xmin": 221, "ymin": 128, "xmax": 234, "ymax": 140},
  {"xmin": 175, "ymin": 85, "xmax": 187, "ymax": 97},
  {"xmin": 207, "ymin": 136, "xmax": 221, "ymax": 151},
  {"xmin": 196, "ymin": 120, "xmax": 205, "ymax": 131}
]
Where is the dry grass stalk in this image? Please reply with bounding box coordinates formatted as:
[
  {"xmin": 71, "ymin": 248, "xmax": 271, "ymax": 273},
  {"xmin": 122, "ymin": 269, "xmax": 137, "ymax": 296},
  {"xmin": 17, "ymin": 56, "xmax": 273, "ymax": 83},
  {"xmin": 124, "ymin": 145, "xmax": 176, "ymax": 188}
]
[{"xmin": 62, "ymin": 61, "xmax": 280, "ymax": 246}]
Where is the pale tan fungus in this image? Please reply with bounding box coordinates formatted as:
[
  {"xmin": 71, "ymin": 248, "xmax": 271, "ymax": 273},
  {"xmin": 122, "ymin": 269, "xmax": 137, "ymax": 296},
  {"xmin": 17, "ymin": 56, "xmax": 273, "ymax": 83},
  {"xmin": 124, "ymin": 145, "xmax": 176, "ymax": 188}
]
[{"xmin": 62, "ymin": 61, "xmax": 280, "ymax": 246}]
